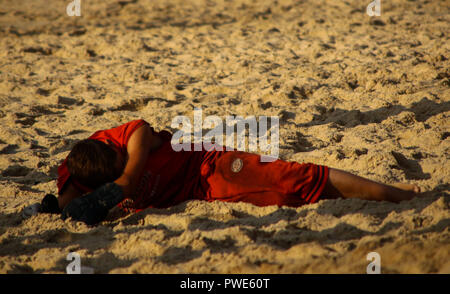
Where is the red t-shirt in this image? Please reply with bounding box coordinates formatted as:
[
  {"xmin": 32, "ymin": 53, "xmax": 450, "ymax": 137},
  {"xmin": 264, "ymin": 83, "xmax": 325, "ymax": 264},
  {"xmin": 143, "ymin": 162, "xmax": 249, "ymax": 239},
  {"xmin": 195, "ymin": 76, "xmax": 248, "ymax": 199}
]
[{"xmin": 57, "ymin": 119, "xmax": 223, "ymax": 213}]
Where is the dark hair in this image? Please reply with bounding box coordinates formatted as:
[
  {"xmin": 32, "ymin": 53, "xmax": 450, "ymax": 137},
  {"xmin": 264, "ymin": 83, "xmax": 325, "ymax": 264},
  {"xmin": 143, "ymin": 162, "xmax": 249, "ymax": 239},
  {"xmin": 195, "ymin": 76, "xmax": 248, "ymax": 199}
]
[{"xmin": 67, "ymin": 139, "xmax": 121, "ymax": 189}]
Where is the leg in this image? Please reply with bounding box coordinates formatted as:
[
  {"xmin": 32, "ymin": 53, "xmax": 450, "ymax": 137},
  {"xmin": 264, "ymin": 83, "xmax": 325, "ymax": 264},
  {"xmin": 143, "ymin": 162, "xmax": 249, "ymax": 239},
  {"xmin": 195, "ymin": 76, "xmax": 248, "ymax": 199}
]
[
  {"xmin": 322, "ymin": 168, "xmax": 421, "ymax": 203},
  {"xmin": 203, "ymin": 151, "xmax": 328, "ymax": 207}
]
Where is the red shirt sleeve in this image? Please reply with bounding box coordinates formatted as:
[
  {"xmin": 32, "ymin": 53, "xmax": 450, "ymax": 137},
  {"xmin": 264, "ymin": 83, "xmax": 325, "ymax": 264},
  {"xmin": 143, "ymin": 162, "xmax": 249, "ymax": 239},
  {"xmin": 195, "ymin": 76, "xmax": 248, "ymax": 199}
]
[{"xmin": 56, "ymin": 119, "xmax": 149, "ymax": 195}]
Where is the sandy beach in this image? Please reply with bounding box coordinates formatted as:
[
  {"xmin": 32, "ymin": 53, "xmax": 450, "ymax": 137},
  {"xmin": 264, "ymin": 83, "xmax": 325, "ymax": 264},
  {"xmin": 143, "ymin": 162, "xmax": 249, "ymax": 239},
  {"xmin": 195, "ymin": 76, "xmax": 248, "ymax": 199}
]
[{"xmin": 0, "ymin": 0, "xmax": 449, "ymax": 273}]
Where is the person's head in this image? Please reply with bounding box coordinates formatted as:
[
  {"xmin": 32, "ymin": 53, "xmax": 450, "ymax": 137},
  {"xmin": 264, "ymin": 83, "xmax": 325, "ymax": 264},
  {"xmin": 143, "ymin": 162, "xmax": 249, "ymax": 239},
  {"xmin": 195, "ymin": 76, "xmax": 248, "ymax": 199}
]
[{"xmin": 66, "ymin": 139, "xmax": 125, "ymax": 190}]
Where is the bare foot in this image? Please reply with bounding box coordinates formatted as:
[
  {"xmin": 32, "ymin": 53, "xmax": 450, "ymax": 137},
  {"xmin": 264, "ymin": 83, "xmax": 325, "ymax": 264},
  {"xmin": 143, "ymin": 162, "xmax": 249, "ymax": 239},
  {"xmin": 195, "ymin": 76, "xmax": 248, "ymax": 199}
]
[
  {"xmin": 391, "ymin": 183, "xmax": 421, "ymax": 194},
  {"xmin": 387, "ymin": 183, "xmax": 421, "ymax": 202}
]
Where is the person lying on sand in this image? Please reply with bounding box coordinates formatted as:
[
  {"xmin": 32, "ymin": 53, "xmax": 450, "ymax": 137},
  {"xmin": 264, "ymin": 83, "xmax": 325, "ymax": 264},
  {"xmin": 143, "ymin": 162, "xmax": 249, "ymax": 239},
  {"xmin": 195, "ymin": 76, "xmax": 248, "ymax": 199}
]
[{"xmin": 36, "ymin": 119, "xmax": 421, "ymax": 225}]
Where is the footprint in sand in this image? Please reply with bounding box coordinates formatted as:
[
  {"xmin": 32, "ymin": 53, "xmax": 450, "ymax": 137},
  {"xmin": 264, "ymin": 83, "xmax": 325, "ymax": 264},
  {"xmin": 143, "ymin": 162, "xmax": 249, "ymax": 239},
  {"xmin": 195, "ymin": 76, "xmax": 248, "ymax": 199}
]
[{"xmin": 1, "ymin": 165, "xmax": 32, "ymax": 177}]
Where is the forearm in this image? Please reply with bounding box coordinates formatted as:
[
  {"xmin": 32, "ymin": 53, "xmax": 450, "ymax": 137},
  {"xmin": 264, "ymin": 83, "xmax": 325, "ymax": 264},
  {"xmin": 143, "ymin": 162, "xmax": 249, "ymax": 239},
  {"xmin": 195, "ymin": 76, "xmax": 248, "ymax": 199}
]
[
  {"xmin": 114, "ymin": 173, "xmax": 135, "ymax": 198},
  {"xmin": 58, "ymin": 183, "xmax": 82, "ymax": 210},
  {"xmin": 115, "ymin": 124, "xmax": 156, "ymax": 198},
  {"xmin": 113, "ymin": 151, "xmax": 149, "ymax": 199}
]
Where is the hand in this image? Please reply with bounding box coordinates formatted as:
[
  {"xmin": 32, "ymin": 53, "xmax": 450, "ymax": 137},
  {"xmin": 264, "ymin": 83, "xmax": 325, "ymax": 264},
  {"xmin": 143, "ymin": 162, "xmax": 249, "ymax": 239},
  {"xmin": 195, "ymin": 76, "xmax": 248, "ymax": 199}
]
[
  {"xmin": 22, "ymin": 193, "xmax": 61, "ymax": 219},
  {"xmin": 41, "ymin": 194, "xmax": 61, "ymax": 214},
  {"xmin": 61, "ymin": 182, "xmax": 124, "ymax": 225}
]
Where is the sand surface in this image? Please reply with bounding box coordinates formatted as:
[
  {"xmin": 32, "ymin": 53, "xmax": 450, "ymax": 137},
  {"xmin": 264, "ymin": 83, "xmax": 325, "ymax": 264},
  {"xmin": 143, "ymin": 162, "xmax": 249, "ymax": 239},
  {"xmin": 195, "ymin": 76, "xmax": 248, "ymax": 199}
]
[{"xmin": 0, "ymin": 0, "xmax": 449, "ymax": 273}]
